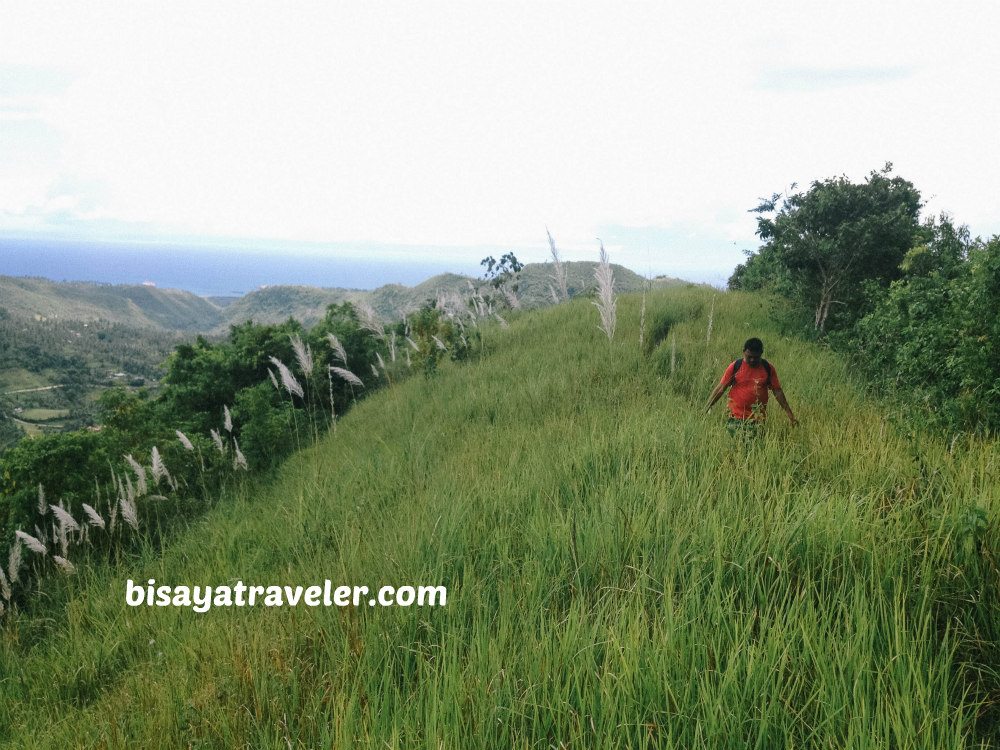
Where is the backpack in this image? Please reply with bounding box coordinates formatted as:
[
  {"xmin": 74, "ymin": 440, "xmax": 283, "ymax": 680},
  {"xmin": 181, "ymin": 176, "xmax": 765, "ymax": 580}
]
[{"xmin": 731, "ymin": 358, "xmax": 771, "ymax": 387}]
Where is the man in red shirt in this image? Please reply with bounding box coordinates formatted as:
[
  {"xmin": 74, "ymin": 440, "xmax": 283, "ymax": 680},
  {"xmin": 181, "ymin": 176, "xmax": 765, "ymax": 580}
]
[{"xmin": 705, "ymin": 338, "xmax": 798, "ymax": 429}]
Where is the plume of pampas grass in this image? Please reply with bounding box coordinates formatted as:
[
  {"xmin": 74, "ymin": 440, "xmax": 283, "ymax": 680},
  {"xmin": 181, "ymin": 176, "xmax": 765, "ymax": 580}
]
[
  {"xmin": 82, "ymin": 503, "xmax": 106, "ymax": 529},
  {"xmin": 210, "ymin": 429, "xmax": 226, "ymax": 455},
  {"xmin": 8, "ymin": 539, "xmax": 22, "ymax": 584},
  {"xmin": 502, "ymin": 285, "xmax": 520, "ymax": 309},
  {"xmin": 269, "ymin": 356, "xmax": 304, "ymax": 399},
  {"xmin": 549, "ymin": 284, "xmax": 560, "ymax": 305},
  {"xmin": 407, "ymin": 337, "xmax": 420, "ymax": 352},
  {"xmin": 268, "ymin": 368, "xmax": 280, "ymax": 391},
  {"xmin": 50, "ymin": 504, "xmax": 80, "ymax": 533},
  {"xmin": 370, "ymin": 363, "xmax": 380, "ymax": 378},
  {"xmin": 290, "ymin": 334, "xmax": 314, "ymax": 376},
  {"xmin": 150, "ymin": 447, "xmax": 170, "ymax": 485},
  {"xmin": 119, "ymin": 495, "xmax": 139, "ymax": 532},
  {"xmin": 176, "ymin": 430, "xmax": 195, "ymax": 451},
  {"xmin": 233, "ymin": 439, "xmax": 249, "ymax": 471},
  {"xmin": 593, "ymin": 241, "xmax": 616, "ymax": 344},
  {"xmin": 224, "ymin": 405, "xmax": 233, "ymax": 433},
  {"xmin": 432, "ymin": 335, "xmax": 447, "ymax": 351},
  {"xmin": 330, "ymin": 365, "xmax": 364, "ymax": 388},
  {"xmin": 547, "ymin": 228, "xmax": 569, "ymax": 301},
  {"xmin": 124, "ymin": 455, "xmax": 148, "ymax": 496},
  {"xmin": 327, "ymin": 334, "xmax": 348, "ymax": 366},
  {"xmin": 0, "ymin": 565, "xmax": 10, "ymax": 601},
  {"xmin": 53, "ymin": 556, "xmax": 76, "ymax": 575},
  {"xmin": 389, "ymin": 330, "xmax": 397, "ymax": 362},
  {"xmin": 376, "ymin": 351, "xmax": 386, "ymax": 371},
  {"xmin": 15, "ymin": 530, "xmax": 47, "ymax": 556},
  {"xmin": 38, "ymin": 484, "xmax": 48, "ymax": 515},
  {"xmin": 494, "ymin": 313, "xmax": 508, "ymax": 329},
  {"xmin": 357, "ymin": 303, "xmax": 385, "ymax": 339},
  {"xmin": 406, "ymin": 349, "xmax": 412, "ymax": 368},
  {"xmin": 58, "ymin": 519, "xmax": 68, "ymax": 557}
]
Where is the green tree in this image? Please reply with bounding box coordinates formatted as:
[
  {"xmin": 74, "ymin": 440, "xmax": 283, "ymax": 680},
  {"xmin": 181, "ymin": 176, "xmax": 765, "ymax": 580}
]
[{"xmin": 735, "ymin": 164, "xmax": 922, "ymax": 332}]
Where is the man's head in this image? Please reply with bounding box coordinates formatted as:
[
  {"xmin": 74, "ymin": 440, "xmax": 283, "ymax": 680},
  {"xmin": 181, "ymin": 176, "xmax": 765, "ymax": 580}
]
[{"xmin": 743, "ymin": 337, "xmax": 764, "ymax": 367}]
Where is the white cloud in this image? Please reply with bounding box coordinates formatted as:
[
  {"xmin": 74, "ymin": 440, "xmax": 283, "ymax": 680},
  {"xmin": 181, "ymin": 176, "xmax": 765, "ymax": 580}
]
[{"xmin": 1, "ymin": 0, "xmax": 999, "ymax": 282}]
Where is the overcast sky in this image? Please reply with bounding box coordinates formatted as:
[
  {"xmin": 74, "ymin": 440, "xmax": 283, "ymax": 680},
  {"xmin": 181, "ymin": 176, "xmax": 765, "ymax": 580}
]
[{"xmin": 2, "ymin": 1, "xmax": 999, "ymax": 285}]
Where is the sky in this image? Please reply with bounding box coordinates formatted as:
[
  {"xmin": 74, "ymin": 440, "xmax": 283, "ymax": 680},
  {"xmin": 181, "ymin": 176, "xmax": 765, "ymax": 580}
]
[{"xmin": 2, "ymin": 1, "xmax": 999, "ymax": 287}]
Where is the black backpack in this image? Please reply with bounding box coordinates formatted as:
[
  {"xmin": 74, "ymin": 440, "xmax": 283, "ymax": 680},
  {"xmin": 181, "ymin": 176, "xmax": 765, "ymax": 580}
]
[{"xmin": 731, "ymin": 358, "xmax": 771, "ymax": 387}]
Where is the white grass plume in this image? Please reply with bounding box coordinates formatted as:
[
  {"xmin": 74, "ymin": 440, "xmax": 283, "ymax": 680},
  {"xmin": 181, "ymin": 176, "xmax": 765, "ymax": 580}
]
[
  {"xmin": 593, "ymin": 241, "xmax": 616, "ymax": 343},
  {"xmin": 432, "ymin": 335, "xmax": 447, "ymax": 351},
  {"xmin": 327, "ymin": 334, "xmax": 348, "ymax": 365},
  {"xmin": 376, "ymin": 351, "xmax": 386, "ymax": 372},
  {"xmin": 269, "ymin": 356, "xmax": 304, "ymax": 399},
  {"xmin": 211, "ymin": 429, "xmax": 226, "ymax": 455},
  {"xmin": 176, "ymin": 430, "xmax": 195, "ymax": 451},
  {"xmin": 268, "ymin": 368, "xmax": 280, "ymax": 391},
  {"xmin": 0, "ymin": 564, "xmax": 10, "ymax": 602},
  {"xmin": 546, "ymin": 227, "xmax": 569, "ymax": 301},
  {"xmin": 53, "ymin": 556, "xmax": 76, "ymax": 575},
  {"xmin": 38, "ymin": 484, "xmax": 48, "ymax": 515},
  {"xmin": 150, "ymin": 446, "xmax": 170, "ymax": 485},
  {"xmin": 50, "ymin": 504, "xmax": 80, "ymax": 533},
  {"xmin": 290, "ymin": 334, "xmax": 314, "ymax": 376},
  {"xmin": 124, "ymin": 454, "xmax": 148, "ymax": 496},
  {"xmin": 233, "ymin": 439, "xmax": 248, "ymax": 471},
  {"xmin": 8, "ymin": 539, "xmax": 22, "ymax": 584},
  {"xmin": 119, "ymin": 495, "xmax": 139, "ymax": 531},
  {"xmin": 224, "ymin": 404, "xmax": 233, "ymax": 433},
  {"xmin": 82, "ymin": 503, "xmax": 106, "ymax": 529},
  {"xmin": 357, "ymin": 302, "xmax": 385, "ymax": 339},
  {"xmin": 330, "ymin": 366, "xmax": 364, "ymax": 388},
  {"xmin": 15, "ymin": 530, "xmax": 47, "ymax": 556}
]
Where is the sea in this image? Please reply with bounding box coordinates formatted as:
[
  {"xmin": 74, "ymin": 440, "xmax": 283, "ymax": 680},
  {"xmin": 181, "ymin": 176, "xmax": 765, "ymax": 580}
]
[{"xmin": 0, "ymin": 238, "xmax": 488, "ymax": 298}]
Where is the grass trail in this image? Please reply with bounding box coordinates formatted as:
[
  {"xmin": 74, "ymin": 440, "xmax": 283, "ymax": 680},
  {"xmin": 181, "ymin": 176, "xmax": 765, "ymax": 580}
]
[{"xmin": 2, "ymin": 287, "xmax": 998, "ymax": 748}]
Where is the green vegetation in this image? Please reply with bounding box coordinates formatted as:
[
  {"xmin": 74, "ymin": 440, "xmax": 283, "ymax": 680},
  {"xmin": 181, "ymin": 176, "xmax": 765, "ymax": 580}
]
[
  {"xmin": 1, "ymin": 286, "xmax": 997, "ymax": 748},
  {"xmin": 730, "ymin": 165, "xmax": 1000, "ymax": 437}
]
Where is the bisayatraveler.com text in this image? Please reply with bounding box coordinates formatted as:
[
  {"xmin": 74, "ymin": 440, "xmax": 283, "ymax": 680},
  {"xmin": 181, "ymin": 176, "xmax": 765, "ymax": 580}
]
[{"xmin": 126, "ymin": 579, "xmax": 447, "ymax": 613}]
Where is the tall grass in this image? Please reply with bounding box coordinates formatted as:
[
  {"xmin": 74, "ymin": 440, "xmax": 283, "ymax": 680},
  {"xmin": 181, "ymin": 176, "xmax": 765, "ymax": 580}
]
[{"xmin": 1, "ymin": 287, "xmax": 997, "ymax": 748}]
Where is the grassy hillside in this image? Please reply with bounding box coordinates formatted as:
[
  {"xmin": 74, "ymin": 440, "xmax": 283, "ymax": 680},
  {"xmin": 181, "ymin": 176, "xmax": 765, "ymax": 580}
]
[
  {"xmin": 0, "ymin": 275, "xmax": 225, "ymax": 331},
  {"xmin": 2, "ymin": 287, "xmax": 997, "ymax": 748}
]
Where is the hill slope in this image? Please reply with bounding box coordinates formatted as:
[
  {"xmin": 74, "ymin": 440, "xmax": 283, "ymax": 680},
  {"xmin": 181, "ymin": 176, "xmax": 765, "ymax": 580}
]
[
  {"xmin": 4, "ymin": 288, "xmax": 996, "ymax": 747},
  {"xmin": 0, "ymin": 275, "xmax": 224, "ymax": 331}
]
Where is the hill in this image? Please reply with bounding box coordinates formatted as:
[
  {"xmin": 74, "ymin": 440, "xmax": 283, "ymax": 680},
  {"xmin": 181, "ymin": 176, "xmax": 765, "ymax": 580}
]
[
  {"xmin": 2, "ymin": 286, "xmax": 996, "ymax": 747},
  {"xmin": 0, "ymin": 275, "xmax": 224, "ymax": 331},
  {"xmin": 221, "ymin": 263, "xmax": 693, "ymax": 329}
]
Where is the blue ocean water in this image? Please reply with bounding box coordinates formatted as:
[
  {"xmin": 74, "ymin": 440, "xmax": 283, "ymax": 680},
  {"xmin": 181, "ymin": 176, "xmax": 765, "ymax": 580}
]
[{"xmin": 0, "ymin": 238, "xmax": 486, "ymax": 297}]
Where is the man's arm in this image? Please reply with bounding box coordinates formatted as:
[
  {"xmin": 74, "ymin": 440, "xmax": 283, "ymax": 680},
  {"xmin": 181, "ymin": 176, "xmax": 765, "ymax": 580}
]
[
  {"xmin": 772, "ymin": 388, "xmax": 798, "ymax": 426},
  {"xmin": 705, "ymin": 380, "xmax": 729, "ymax": 413}
]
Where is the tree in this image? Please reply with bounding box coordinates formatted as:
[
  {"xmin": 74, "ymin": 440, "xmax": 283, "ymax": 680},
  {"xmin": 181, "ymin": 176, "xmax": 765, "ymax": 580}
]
[{"xmin": 737, "ymin": 164, "xmax": 922, "ymax": 332}]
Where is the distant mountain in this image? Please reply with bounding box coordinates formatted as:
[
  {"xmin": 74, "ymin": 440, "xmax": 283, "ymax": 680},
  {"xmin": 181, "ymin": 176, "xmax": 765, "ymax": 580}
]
[
  {"xmin": 0, "ymin": 276, "xmax": 224, "ymax": 331},
  {"xmin": 1, "ymin": 263, "xmax": 695, "ymax": 334},
  {"xmin": 221, "ymin": 263, "xmax": 692, "ymax": 329}
]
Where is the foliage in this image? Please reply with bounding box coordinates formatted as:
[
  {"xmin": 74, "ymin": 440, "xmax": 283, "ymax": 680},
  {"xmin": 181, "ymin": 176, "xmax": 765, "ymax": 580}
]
[
  {"xmin": 732, "ymin": 164, "xmax": 922, "ymax": 332},
  {"xmin": 848, "ymin": 218, "xmax": 1000, "ymax": 434}
]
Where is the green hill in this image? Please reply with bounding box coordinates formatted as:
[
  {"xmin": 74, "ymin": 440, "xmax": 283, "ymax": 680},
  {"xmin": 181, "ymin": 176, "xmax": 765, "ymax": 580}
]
[
  {"xmin": 221, "ymin": 263, "xmax": 694, "ymax": 330},
  {"xmin": 0, "ymin": 275, "xmax": 224, "ymax": 331},
  {"xmin": 2, "ymin": 286, "xmax": 997, "ymax": 747}
]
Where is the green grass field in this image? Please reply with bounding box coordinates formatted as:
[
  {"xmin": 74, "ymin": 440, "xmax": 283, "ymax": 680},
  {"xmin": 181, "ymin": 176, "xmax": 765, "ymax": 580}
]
[{"xmin": 1, "ymin": 287, "xmax": 998, "ymax": 748}]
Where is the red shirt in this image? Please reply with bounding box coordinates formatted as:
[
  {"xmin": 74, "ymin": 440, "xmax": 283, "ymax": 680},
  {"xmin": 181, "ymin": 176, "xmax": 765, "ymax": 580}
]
[{"xmin": 720, "ymin": 359, "xmax": 782, "ymax": 421}]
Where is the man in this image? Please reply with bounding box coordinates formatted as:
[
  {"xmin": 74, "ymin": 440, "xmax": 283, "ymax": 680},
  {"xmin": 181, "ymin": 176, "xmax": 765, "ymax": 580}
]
[{"xmin": 705, "ymin": 338, "xmax": 798, "ymax": 431}]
